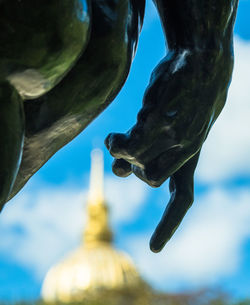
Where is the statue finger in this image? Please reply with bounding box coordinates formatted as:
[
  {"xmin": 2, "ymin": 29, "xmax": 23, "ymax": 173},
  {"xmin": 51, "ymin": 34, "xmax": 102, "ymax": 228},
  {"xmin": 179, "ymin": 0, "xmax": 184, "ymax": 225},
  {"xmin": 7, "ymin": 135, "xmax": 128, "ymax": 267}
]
[
  {"xmin": 149, "ymin": 152, "xmax": 200, "ymax": 252},
  {"xmin": 112, "ymin": 158, "xmax": 132, "ymax": 177},
  {"xmin": 131, "ymin": 164, "xmax": 165, "ymax": 187},
  {"xmin": 131, "ymin": 146, "xmax": 188, "ymax": 188},
  {"xmin": 105, "ymin": 132, "xmax": 133, "ymax": 159}
]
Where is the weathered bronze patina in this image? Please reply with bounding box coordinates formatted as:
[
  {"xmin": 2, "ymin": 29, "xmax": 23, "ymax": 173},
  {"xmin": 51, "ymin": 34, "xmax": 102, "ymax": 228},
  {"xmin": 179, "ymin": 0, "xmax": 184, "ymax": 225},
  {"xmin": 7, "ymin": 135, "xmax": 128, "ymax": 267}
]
[{"xmin": 0, "ymin": 0, "xmax": 239, "ymax": 251}]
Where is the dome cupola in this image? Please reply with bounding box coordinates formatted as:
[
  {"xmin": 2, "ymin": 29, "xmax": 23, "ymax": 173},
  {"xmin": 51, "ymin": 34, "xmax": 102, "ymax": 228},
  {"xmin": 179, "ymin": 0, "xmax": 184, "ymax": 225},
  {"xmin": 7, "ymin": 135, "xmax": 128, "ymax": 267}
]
[{"xmin": 41, "ymin": 150, "xmax": 145, "ymax": 303}]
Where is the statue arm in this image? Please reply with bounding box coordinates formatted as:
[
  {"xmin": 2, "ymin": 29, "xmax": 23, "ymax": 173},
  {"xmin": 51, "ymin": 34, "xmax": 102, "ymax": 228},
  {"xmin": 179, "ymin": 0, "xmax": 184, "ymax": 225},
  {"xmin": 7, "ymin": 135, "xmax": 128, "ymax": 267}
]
[{"xmin": 105, "ymin": 0, "xmax": 238, "ymax": 251}]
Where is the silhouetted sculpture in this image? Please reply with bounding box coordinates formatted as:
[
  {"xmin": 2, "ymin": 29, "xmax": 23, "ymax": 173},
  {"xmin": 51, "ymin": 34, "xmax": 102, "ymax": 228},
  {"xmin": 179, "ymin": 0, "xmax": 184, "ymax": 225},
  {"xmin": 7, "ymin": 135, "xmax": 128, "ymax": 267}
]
[{"xmin": 0, "ymin": 0, "xmax": 238, "ymax": 252}]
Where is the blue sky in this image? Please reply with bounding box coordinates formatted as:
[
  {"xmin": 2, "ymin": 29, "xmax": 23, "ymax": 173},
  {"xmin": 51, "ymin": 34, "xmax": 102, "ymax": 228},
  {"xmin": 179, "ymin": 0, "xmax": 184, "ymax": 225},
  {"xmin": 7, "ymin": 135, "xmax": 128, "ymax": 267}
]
[{"xmin": 1, "ymin": 0, "xmax": 250, "ymax": 302}]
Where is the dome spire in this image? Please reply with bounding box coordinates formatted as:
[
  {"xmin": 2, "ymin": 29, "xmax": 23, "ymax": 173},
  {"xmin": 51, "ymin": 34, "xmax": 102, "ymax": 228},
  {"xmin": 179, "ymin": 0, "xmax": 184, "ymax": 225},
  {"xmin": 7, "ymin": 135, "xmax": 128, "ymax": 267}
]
[
  {"xmin": 83, "ymin": 149, "xmax": 113, "ymax": 246},
  {"xmin": 41, "ymin": 149, "xmax": 146, "ymax": 303},
  {"xmin": 87, "ymin": 149, "xmax": 104, "ymax": 206}
]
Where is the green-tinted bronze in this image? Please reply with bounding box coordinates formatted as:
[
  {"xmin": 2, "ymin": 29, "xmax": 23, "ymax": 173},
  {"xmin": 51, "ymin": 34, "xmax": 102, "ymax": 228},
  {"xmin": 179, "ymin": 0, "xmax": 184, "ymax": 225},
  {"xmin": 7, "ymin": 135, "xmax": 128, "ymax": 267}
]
[
  {"xmin": 0, "ymin": 0, "xmax": 240, "ymax": 252},
  {"xmin": 0, "ymin": 0, "xmax": 91, "ymax": 98},
  {"xmin": 0, "ymin": 0, "xmax": 145, "ymax": 209}
]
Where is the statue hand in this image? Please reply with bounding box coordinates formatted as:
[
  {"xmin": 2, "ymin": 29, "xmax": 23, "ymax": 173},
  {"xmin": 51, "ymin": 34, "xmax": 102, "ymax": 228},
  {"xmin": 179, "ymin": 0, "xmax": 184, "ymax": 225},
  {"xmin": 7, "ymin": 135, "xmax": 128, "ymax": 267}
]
[{"xmin": 105, "ymin": 50, "xmax": 233, "ymax": 251}]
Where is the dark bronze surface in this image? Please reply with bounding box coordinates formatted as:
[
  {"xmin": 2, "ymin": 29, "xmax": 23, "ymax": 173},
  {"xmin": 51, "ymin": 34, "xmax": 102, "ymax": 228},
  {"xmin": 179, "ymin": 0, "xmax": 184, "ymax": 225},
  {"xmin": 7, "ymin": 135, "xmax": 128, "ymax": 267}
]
[
  {"xmin": 0, "ymin": 0, "xmax": 239, "ymax": 252},
  {"xmin": 105, "ymin": 0, "xmax": 239, "ymax": 251},
  {"xmin": 0, "ymin": 0, "xmax": 91, "ymax": 98}
]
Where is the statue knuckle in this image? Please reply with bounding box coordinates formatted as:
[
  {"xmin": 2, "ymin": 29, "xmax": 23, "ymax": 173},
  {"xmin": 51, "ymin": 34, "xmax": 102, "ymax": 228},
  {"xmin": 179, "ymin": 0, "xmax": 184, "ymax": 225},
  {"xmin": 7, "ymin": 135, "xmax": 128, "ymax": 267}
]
[{"xmin": 145, "ymin": 170, "xmax": 163, "ymax": 188}]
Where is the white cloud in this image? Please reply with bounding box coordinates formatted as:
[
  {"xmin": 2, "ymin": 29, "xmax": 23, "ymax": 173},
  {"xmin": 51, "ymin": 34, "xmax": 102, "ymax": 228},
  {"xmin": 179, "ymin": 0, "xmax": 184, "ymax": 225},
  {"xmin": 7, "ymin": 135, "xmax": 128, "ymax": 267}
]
[
  {"xmin": 1, "ymin": 171, "xmax": 250, "ymax": 294},
  {"xmin": 197, "ymin": 37, "xmax": 250, "ymax": 183},
  {"xmin": 105, "ymin": 176, "xmax": 148, "ymax": 225},
  {"xmin": 125, "ymin": 187, "xmax": 250, "ymax": 292},
  {"xmin": 0, "ymin": 186, "xmax": 86, "ymax": 279},
  {"xmin": 0, "ymin": 175, "xmax": 147, "ymax": 280}
]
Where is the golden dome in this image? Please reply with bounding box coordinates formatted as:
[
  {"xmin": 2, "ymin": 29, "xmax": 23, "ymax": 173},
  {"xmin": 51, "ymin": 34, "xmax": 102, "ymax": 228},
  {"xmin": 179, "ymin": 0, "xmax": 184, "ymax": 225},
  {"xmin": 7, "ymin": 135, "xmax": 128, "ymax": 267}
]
[
  {"xmin": 41, "ymin": 243, "xmax": 143, "ymax": 303},
  {"xmin": 41, "ymin": 150, "xmax": 145, "ymax": 303}
]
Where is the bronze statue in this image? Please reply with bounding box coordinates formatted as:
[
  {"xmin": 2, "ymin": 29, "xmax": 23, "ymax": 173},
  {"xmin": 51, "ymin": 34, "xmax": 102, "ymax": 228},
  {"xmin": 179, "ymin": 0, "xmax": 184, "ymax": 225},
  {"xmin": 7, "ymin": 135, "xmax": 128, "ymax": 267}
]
[{"xmin": 0, "ymin": 0, "xmax": 238, "ymax": 252}]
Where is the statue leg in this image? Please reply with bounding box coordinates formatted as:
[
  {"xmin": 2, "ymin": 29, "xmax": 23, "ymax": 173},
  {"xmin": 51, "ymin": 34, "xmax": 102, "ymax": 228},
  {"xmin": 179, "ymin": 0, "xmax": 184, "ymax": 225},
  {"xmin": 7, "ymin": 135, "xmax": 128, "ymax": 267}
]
[
  {"xmin": 8, "ymin": 0, "xmax": 145, "ymax": 201},
  {"xmin": 0, "ymin": 81, "xmax": 24, "ymax": 211}
]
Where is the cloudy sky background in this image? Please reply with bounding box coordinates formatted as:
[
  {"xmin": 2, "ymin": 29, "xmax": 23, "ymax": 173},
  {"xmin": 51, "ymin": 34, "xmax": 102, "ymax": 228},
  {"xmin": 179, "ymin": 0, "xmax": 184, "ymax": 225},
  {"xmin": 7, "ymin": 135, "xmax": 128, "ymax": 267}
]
[{"xmin": 1, "ymin": 0, "xmax": 250, "ymax": 302}]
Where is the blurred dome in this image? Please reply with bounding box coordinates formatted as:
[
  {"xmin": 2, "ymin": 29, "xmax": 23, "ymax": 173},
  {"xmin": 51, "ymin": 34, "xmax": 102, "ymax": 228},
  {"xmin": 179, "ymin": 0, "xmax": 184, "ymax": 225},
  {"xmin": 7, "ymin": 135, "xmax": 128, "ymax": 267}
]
[
  {"xmin": 41, "ymin": 150, "xmax": 145, "ymax": 303},
  {"xmin": 42, "ymin": 243, "xmax": 143, "ymax": 303}
]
